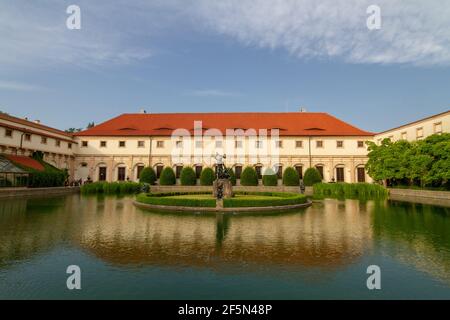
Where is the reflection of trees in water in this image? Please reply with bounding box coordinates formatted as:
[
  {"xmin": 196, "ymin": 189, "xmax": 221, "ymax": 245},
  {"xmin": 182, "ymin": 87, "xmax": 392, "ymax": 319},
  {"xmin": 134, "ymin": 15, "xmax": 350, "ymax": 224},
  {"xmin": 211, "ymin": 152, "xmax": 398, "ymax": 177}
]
[
  {"xmin": 215, "ymin": 214, "xmax": 230, "ymax": 251},
  {"xmin": 0, "ymin": 195, "xmax": 76, "ymax": 267},
  {"xmin": 372, "ymin": 200, "xmax": 450, "ymax": 284}
]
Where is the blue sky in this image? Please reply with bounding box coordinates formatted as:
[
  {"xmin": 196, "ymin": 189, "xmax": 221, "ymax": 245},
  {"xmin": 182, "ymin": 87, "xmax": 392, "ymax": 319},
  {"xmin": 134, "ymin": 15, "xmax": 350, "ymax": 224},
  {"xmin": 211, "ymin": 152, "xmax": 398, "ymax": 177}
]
[{"xmin": 1, "ymin": 0, "xmax": 449, "ymax": 132}]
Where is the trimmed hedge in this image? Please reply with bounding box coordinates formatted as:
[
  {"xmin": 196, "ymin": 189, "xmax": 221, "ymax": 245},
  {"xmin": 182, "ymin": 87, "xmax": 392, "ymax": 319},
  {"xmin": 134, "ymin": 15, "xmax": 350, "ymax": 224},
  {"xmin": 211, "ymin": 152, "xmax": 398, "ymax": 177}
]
[
  {"xmin": 313, "ymin": 183, "xmax": 388, "ymax": 199},
  {"xmin": 240, "ymin": 166, "xmax": 259, "ymax": 186},
  {"xmin": 282, "ymin": 167, "xmax": 299, "ymax": 186},
  {"xmin": 224, "ymin": 191, "xmax": 307, "ymax": 208},
  {"xmin": 139, "ymin": 167, "xmax": 156, "ymax": 184},
  {"xmin": 28, "ymin": 171, "xmax": 67, "ymax": 188},
  {"xmin": 262, "ymin": 168, "xmax": 278, "ymax": 186},
  {"xmin": 304, "ymin": 167, "xmax": 322, "ymax": 186},
  {"xmin": 227, "ymin": 167, "xmax": 236, "ymax": 186},
  {"xmin": 81, "ymin": 181, "xmax": 141, "ymax": 194},
  {"xmin": 200, "ymin": 167, "xmax": 215, "ymax": 186},
  {"xmin": 180, "ymin": 166, "xmax": 197, "ymax": 185},
  {"xmin": 160, "ymin": 167, "xmax": 176, "ymax": 185},
  {"xmin": 136, "ymin": 192, "xmax": 215, "ymax": 207}
]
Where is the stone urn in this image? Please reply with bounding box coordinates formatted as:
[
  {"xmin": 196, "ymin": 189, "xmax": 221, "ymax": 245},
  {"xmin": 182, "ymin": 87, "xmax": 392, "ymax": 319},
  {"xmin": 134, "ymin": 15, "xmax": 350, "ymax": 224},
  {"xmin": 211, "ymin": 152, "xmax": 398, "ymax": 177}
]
[{"xmin": 213, "ymin": 179, "xmax": 233, "ymax": 199}]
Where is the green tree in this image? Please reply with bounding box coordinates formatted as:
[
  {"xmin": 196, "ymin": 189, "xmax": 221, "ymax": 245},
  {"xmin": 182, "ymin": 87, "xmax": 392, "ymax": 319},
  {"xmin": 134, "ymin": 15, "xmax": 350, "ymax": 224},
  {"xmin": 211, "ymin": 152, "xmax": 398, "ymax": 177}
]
[
  {"xmin": 282, "ymin": 166, "xmax": 300, "ymax": 186},
  {"xmin": 262, "ymin": 168, "xmax": 278, "ymax": 186},
  {"xmin": 303, "ymin": 167, "xmax": 322, "ymax": 186},
  {"xmin": 180, "ymin": 166, "xmax": 197, "ymax": 185},
  {"xmin": 240, "ymin": 166, "xmax": 258, "ymax": 186},
  {"xmin": 139, "ymin": 167, "xmax": 156, "ymax": 184},
  {"xmin": 200, "ymin": 167, "xmax": 215, "ymax": 186},
  {"xmin": 159, "ymin": 167, "xmax": 176, "ymax": 185}
]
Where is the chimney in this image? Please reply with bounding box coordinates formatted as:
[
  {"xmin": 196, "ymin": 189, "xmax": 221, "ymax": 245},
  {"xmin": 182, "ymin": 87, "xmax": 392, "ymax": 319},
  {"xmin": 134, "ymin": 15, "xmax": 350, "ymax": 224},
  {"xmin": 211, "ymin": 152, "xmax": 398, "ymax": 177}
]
[
  {"xmin": 299, "ymin": 107, "xmax": 307, "ymax": 112},
  {"xmin": 34, "ymin": 120, "xmax": 40, "ymax": 124},
  {"xmin": 140, "ymin": 108, "xmax": 147, "ymax": 114}
]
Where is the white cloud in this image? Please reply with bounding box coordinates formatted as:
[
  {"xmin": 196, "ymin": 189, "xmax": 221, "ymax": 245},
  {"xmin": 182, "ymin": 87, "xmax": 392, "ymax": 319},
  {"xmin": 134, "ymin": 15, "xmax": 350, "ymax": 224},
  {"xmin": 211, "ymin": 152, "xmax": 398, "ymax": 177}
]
[
  {"xmin": 0, "ymin": 81, "xmax": 43, "ymax": 92},
  {"xmin": 1, "ymin": 1, "xmax": 450, "ymax": 68},
  {"xmin": 187, "ymin": 0, "xmax": 450, "ymax": 66},
  {"xmin": 187, "ymin": 89, "xmax": 241, "ymax": 97}
]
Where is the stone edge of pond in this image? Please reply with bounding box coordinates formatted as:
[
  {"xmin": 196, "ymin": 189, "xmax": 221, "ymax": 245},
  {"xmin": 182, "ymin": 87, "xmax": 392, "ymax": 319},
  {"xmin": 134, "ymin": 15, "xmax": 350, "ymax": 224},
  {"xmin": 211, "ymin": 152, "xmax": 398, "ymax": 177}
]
[{"xmin": 133, "ymin": 199, "xmax": 312, "ymax": 214}]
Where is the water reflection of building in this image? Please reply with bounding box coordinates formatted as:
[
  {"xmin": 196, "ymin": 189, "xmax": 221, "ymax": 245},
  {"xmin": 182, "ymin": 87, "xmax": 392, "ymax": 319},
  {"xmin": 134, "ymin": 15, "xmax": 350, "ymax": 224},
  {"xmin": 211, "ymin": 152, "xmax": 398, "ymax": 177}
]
[{"xmin": 77, "ymin": 197, "xmax": 374, "ymax": 269}]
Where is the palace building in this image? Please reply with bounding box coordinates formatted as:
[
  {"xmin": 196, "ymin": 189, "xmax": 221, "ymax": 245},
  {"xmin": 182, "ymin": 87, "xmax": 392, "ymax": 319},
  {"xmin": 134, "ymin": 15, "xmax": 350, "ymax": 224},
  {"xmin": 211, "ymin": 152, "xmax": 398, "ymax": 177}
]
[{"xmin": 1, "ymin": 109, "xmax": 448, "ymax": 185}]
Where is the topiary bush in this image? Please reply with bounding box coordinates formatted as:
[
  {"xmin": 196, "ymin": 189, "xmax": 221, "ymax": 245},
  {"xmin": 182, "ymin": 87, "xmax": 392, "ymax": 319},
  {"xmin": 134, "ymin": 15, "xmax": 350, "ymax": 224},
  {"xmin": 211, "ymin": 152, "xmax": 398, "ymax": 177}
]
[
  {"xmin": 180, "ymin": 166, "xmax": 197, "ymax": 185},
  {"xmin": 282, "ymin": 166, "xmax": 300, "ymax": 186},
  {"xmin": 303, "ymin": 167, "xmax": 322, "ymax": 186},
  {"xmin": 227, "ymin": 167, "xmax": 236, "ymax": 186},
  {"xmin": 313, "ymin": 183, "xmax": 388, "ymax": 199},
  {"xmin": 139, "ymin": 167, "xmax": 156, "ymax": 184},
  {"xmin": 240, "ymin": 166, "xmax": 259, "ymax": 186},
  {"xmin": 159, "ymin": 167, "xmax": 176, "ymax": 185},
  {"xmin": 262, "ymin": 168, "xmax": 278, "ymax": 186},
  {"xmin": 200, "ymin": 167, "xmax": 215, "ymax": 186}
]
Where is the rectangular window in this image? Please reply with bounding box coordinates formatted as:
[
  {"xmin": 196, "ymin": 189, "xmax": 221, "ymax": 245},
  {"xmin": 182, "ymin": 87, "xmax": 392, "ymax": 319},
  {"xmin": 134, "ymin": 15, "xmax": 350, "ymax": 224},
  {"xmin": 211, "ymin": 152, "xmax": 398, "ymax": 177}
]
[
  {"xmin": 295, "ymin": 166, "xmax": 303, "ymax": 179},
  {"xmin": 434, "ymin": 122, "xmax": 442, "ymax": 134},
  {"xmin": 275, "ymin": 165, "xmax": 283, "ymax": 179},
  {"xmin": 136, "ymin": 165, "xmax": 144, "ymax": 179},
  {"xmin": 255, "ymin": 166, "xmax": 262, "ymax": 179},
  {"xmin": 336, "ymin": 141, "xmax": 344, "ymax": 148},
  {"xmin": 41, "ymin": 137, "xmax": 47, "ymax": 144},
  {"xmin": 68, "ymin": 143, "xmax": 72, "ymax": 149},
  {"xmin": 235, "ymin": 140, "xmax": 242, "ymax": 148},
  {"xmin": 55, "ymin": 140, "xmax": 61, "ymax": 147},
  {"xmin": 316, "ymin": 166, "xmax": 324, "ymax": 179},
  {"xmin": 275, "ymin": 140, "xmax": 283, "ymax": 148},
  {"xmin": 255, "ymin": 141, "xmax": 263, "ymax": 149},
  {"xmin": 24, "ymin": 133, "xmax": 31, "ymax": 141},
  {"xmin": 5, "ymin": 129, "xmax": 12, "ymax": 137},
  {"xmin": 195, "ymin": 140, "xmax": 203, "ymax": 148},
  {"xmin": 401, "ymin": 132, "xmax": 407, "ymax": 140},
  {"xmin": 100, "ymin": 141, "xmax": 107, "ymax": 148},
  {"xmin": 195, "ymin": 166, "xmax": 202, "ymax": 179},
  {"xmin": 176, "ymin": 165, "xmax": 183, "ymax": 179},
  {"xmin": 336, "ymin": 167, "xmax": 345, "ymax": 182},
  {"xmin": 98, "ymin": 167, "xmax": 107, "ymax": 181},
  {"xmin": 357, "ymin": 141, "xmax": 364, "ymax": 148},
  {"xmin": 416, "ymin": 128, "xmax": 423, "ymax": 139},
  {"xmin": 156, "ymin": 141, "xmax": 164, "ymax": 148},
  {"xmin": 117, "ymin": 167, "xmax": 126, "ymax": 181},
  {"xmin": 388, "ymin": 135, "xmax": 394, "ymax": 141},
  {"xmin": 234, "ymin": 166, "xmax": 242, "ymax": 179},
  {"xmin": 357, "ymin": 167, "xmax": 366, "ymax": 183},
  {"xmin": 176, "ymin": 141, "xmax": 183, "ymax": 148},
  {"xmin": 137, "ymin": 141, "xmax": 145, "ymax": 148},
  {"xmin": 295, "ymin": 140, "xmax": 303, "ymax": 148},
  {"xmin": 119, "ymin": 141, "xmax": 126, "ymax": 147},
  {"xmin": 156, "ymin": 165, "xmax": 163, "ymax": 179},
  {"xmin": 81, "ymin": 141, "xmax": 88, "ymax": 147},
  {"xmin": 316, "ymin": 141, "xmax": 323, "ymax": 148},
  {"xmin": 215, "ymin": 140, "xmax": 223, "ymax": 148}
]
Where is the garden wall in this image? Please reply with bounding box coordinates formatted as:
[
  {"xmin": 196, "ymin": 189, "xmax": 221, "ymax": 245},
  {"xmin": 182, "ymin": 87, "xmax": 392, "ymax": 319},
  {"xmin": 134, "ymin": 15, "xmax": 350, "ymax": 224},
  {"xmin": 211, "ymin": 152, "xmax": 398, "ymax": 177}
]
[
  {"xmin": 0, "ymin": 186, "xmax": 80, "ymax": 199},
  {"xmin": 149, "ymin": 185, "xmax": 313, "ymax": 195},
  {"xmin": 389, "ymin": 188, "xmax": 450, "ymax": 207}
]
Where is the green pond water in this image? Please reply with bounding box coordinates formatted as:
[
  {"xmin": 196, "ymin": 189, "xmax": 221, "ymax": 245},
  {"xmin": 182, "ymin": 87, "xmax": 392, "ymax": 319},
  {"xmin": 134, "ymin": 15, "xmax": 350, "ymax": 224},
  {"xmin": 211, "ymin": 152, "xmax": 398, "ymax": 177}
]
[{"xmin": 0, "ymin": 194, "xmax": 449, "ymax": 299}]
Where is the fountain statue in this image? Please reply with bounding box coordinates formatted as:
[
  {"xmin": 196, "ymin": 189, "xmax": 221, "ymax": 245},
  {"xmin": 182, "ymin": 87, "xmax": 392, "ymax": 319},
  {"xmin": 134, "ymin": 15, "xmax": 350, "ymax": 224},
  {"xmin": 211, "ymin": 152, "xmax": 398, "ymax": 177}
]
[{"xmin": 212, "ymin": 153, "xmax": 233, "ymax": 201}]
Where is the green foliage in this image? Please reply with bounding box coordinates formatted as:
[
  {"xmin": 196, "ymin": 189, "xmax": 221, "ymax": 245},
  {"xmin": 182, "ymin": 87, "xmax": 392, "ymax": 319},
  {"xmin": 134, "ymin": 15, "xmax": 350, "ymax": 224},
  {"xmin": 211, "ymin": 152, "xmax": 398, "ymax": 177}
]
[
  {"xmin": 200, "ymin": 167, "xmax": 215, "ymax": 186},
  {"xmin": 227, "ymin": 167, "xmax": 236, "ymax": 186},
  {"xmin": 224, "ymin": 192, "xmax": 307, "ymax": 208},
  {"xmin": 313, "ymin": 183, "xmax": 388, "ymax": 199},
  {"xmin": 366, "ymin": 133, "xmax": 450, "ymax": 189},
  {"xmin": 262, "ymin": 168, "xmax": 278, "ymax": 186},
  {"xmin": 81, "ymin": 181, "xmax": 141, "ymax": 194},
  {"xmin": 28, "ymin": 171, "xmax": 66, "ymax": 188},
  {"xmin": 240, "ymin": 166, "xmax": 259, "ymax": 186},
  {"xmin": 159, "ymin": 167, "xmax": 176, "ymax": 185},
  {"xmin": 303, "ymin": 167, "xmax": 322, "ymax": 186},
  {"xmin": 282, "ymin": 167, "xmax": 299, "ymax": 186},
  {"xmin": 136, "ymin": 192, "xmax": 216, "ymax": 207},
  {"xmin": 180, "ymin": 166, "xmax": 197, "ymax": 185},
  {"xmin": 139, "ymin": 167, "xmax": 156, "ymax": 184}
]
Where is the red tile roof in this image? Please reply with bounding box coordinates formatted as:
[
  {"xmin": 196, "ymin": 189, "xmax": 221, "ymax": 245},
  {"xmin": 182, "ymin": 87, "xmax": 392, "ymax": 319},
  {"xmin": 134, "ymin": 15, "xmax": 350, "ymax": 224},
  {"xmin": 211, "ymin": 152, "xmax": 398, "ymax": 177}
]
[
  {"xmin": 75, "ymin": 112, "xmax": 374, "ymax": 137},
  {"xmin": 4, "ymin": 155, "xmax": 45, "ymax": 171}
]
